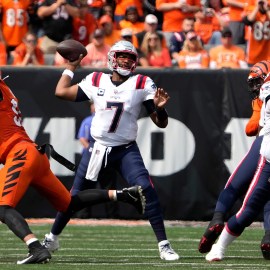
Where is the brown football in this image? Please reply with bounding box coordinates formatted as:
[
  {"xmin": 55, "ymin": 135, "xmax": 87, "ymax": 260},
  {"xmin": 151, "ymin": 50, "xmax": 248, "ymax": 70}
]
[{"xmin": 56, "ymin": 39, "xmax": 87, "ymax": 62}]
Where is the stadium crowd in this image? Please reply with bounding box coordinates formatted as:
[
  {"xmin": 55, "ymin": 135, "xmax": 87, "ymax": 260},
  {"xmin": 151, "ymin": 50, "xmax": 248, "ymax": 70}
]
[{"xmin": 0, "ymin": 0, "xmax": 269, "ymax": 68}]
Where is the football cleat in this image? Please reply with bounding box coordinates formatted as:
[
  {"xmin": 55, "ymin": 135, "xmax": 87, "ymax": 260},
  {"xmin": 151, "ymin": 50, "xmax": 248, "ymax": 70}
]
[
  {"xmin": 42, "ymin": 234, "xmax": 59, "ymax": 253},
  {"xmin": 205, "ymin": 244, "xmax": 225, "ymax": 262},
  {"xmin": 121, "ymin": 185, "xmax": 146, "ymax": 215},
  {"xmin": 261, "ymin": 233, "xmax": 270, "ymax": 260},
  {"xmin": 198, "ymin": 223, "xmax": 224, "ymax": 253},
  {"xmin": 17, "ymin": 246, "xmax": 51, "ymax": 264},
  {"xmin": 158, "ymin": 240, "xmax": 179, "ymax": 261}
]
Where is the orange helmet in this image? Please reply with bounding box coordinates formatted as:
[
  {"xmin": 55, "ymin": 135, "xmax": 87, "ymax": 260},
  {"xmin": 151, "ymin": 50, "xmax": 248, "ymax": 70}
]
[{"xmin": 247, "ymin": 60, "xmax": 270, "ymax": 99}]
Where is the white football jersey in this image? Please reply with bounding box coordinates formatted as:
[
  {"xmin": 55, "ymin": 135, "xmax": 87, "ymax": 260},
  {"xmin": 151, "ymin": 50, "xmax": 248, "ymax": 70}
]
[{"xmin": 78, "ymin": 72, "xmax": 157, "ymax": 146}]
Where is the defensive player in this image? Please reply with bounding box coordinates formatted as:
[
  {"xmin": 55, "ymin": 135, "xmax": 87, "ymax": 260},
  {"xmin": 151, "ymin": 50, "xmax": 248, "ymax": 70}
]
[
  {"xmin": 0, "ymin": 77, "xmax": 145, "ymax": 264},
  {"xmin": 42, "ymin": 40, "xmax": 179, "ymax": 261},
  {"xmin": 204, "ymin": 63, "xmax": 270, "ymax": 261},
  {"xmin": 198, "ymin": 60, "xmax": 270, "ymax": 259}
]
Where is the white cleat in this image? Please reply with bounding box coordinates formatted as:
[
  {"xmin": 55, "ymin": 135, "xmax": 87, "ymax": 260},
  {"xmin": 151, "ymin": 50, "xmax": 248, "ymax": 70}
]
[
  {"xmin": 205, "ymin": 244, "xmax": 225, "ymax": 262},
  {"xmin": 42, "ymin": 234, "xmax": 60, "ymax": 253},
  {"xmin": 158, "ymin": 240, "xmax": 180, "ymax": 261}
]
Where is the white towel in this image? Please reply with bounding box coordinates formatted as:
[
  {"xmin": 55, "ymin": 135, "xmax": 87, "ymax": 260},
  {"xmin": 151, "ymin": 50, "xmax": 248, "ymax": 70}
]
[{"xmin": 85, "ymin": 142, "xmax": 111, "ymax": 181}]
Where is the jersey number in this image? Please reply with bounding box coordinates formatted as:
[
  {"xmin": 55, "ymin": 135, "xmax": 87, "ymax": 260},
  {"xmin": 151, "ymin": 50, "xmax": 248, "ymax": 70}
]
[
  {"xmin": 107, "ymin": 102, "xmax": 123, "ymax": 133},
  {"xmin": 11, "ymin": 98, "xmax": 22, "ymax": 126}
]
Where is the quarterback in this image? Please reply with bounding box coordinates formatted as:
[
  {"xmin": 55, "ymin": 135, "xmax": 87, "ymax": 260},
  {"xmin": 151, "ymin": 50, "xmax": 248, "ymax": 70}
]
[{"xmin": 43, "ymin": 40, "xmax": 179, "ymax": 261}]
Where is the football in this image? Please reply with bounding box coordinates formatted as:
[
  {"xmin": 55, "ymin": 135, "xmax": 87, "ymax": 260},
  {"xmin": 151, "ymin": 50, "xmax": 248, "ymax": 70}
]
[{"xmin": 56, "ymin": 39, "xmax": 87, "ymax": 62}]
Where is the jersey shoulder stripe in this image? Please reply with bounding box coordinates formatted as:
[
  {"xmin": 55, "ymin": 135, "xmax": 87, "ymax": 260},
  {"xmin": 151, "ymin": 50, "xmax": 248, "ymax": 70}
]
[
  {"xmin": 136, "ymin": 74, "xmax": 147, "ymax": 89},
  {"xmin": 92, "ymin": 72, "xmax": 103, "ymax": 87}
]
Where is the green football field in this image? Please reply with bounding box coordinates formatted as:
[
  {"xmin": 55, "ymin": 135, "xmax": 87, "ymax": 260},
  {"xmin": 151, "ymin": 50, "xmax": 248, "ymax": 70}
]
[{"xmin": 0, "ymin": 220, "xmax": 268, "ymax": 270}]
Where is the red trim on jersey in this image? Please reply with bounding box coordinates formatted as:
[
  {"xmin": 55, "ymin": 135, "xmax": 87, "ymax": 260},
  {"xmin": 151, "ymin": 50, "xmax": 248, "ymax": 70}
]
[
  {"xmin": 92, "ymin": 72, "xmax": 102, "ymax": 87},
  {"xmin": 136, "ymin": 75, "xmax": 147, "ymax": 89}
]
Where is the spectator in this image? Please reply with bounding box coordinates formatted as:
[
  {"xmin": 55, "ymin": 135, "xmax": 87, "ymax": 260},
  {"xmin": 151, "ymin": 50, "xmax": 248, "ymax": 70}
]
[
  {"xmin": 242, "ymin": 0, "xmax": 270, "ymax": 66},
  {"xmin": 81, "ymin": 29, "xmax": 110, "ymax": 67},
  {"xmin": 142, "ymin": 0, "xmax": 164, "ymax": 30},
  {"xmin": 169, "ymin": 17, "xmax": 195, "ymax": 64},
  {"xmin": 12, "ymin": 32, "xmax": 44, "ymax": 66},
  {"xmin": 37, "ymin": 0, "xmax": 79, "ymax": 54},
  {"xmin": 209, "ymin": 27, "xmax": 248, "ymax": 69},
  {"xmin": 54, "ymin": 52, "xmax": 67, "ymax": 66},
  {"xmin": 87, "ymin": 0, "xmax": 104, "ymax": 19},
  {"xmin": 225, "ymin": 0, "xmax": 248, "ymax": 45},
  {"xmin": 0, "ymin": 0, "xmax": 32, "ymax": 59},
  {"xmin": 133, "ymin": 14, "xmax": 167, "ymax": 50},
  {"xmin": 72, "ymin": 0, "xmax": 97, "ymax": 46},
  {"xmin": 140, "ymin": 32, "xmax": 172, "ymax": 67},
  {"xmin": 194, "ymin": 8, "xmax": 224, "ymax": 45},
  {"xmin": 100, "ymin": 3, "xmax": 115, "ymax": 19},
  {"xmin": 99, "ymin": 15, "xmax": 121, "ymax": 46},
  {"xmin": 156, "ymin": 0, "xmax": 201, "ymax": 46},
  {"xmin": 120, "ymin": 28, "xmax": 134, "ymax": 43},
  {"xmin": 119, "ymin": 6, "xmax": 144, "ymax": 34},
  {"xmin": 207, "ymin": 0, "xmax": 230, "ymax": 28},
  {"xmin": 177, "ymin": 31, "xmax": 209, "ymax": 68},
  {"xmin": 114, "ymin": 0, "xmax": 143, "ymax": 22}
]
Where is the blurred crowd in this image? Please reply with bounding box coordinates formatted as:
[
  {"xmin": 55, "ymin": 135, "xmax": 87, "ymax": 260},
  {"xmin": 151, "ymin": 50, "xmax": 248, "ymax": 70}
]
[{"xmin": 0, "ymin": 0, "xmax": 269, "ymax": 69}]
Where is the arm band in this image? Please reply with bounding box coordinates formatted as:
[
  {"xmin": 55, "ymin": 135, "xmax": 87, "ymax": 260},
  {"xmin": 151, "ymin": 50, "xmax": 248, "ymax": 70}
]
[
  {"xmin": 156, "ymin": 108, "xmax": 168, "ymax": 121},
  {"xmin": 62, "ymin": 69, "xmax": 74, "ymax": 79}
]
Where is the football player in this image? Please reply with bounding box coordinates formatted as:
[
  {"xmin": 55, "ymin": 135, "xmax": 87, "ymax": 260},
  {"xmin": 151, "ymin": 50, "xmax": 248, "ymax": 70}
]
[
  {"xmin": 200, "ymin": 60, "xmax": 270, "ymax": 261},
  {"xmin": 42, "ymin": 40, "xmax": 179, "ymax": 261},
  {"xmin": 199, "ymin": 60, "xmax": 270, "ymax": 260},
  {"xmin": 0, "ymin": 76, "xmax": 145, "ymax": 264}
]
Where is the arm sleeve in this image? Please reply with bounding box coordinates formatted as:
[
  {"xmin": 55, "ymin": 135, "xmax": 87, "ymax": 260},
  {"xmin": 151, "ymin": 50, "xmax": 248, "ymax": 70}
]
[{"xmin": 245, "ymin": 99, "xmax": 262, "ymax": 136}]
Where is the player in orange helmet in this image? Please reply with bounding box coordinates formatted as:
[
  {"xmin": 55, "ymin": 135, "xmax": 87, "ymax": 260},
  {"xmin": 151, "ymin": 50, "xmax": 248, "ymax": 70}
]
[
  {"xmin": 245, "ymin": 60, "xmax": 270, "ymax": 136},
  {"xmin": 199, "ymin": 60, "xmax": 270, "ymax": 260}
]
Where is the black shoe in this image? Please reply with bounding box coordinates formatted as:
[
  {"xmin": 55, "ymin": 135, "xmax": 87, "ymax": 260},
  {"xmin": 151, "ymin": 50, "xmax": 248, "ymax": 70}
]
[
  {"xmin": 261, "ymin": 233, "xmax": 270, "ymax": 260},
  {"xmin": 198, "ymin": 223, "xmax": 224, "ymax": 254},
  {"xmin": 121, "ymin": 185, "xmax": 146, "ymax": 215},
  {"xmin": 17, "ymin": 246, "xmax": 51, "ymax": 264}
]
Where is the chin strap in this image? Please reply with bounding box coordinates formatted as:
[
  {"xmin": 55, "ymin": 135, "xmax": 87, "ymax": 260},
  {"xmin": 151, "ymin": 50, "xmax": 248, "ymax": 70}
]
[{"xmin": 36, "ymin": 144, "xmax": 77, "ymax": 172}]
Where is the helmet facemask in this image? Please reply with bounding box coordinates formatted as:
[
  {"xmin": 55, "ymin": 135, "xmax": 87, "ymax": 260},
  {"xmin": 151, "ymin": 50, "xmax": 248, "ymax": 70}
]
[
  {"xmin": 107, "ymin": 40, "xmax": 138, "ymax": 76},
  {"xmin": 247, "ymin": 75, "xmax": 264, "ymax": 99}
]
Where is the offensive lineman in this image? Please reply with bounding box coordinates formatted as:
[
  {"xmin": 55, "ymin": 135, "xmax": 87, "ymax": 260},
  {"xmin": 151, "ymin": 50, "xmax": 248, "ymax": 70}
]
[{"xmin": 42, "ymin": 40, "xmax": 179, "ymax": 260}]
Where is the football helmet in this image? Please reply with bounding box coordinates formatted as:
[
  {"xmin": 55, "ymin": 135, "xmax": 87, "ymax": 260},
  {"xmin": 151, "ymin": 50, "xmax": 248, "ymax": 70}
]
[
  {"xmin": 107, "ymin": 40, "xmax": 138, "ymax": 76},
  {"xmin": 247, "ymin": 60, "xmax": 270, "ymax": 99}
]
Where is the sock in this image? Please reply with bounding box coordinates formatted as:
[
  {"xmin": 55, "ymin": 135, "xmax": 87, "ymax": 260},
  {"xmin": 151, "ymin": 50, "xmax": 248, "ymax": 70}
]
[
  {"xmin": 27, "ymin": 239, "xmax": 41, "ymax": 249},
  {"xmin": 48, "ymin": 232, "xmax": 58, "ymax": 241},
  {"xmin": 116, "ymin": 190, "xmax": 124, "ymax": 201},
  {"xmin": 216, "ymin": 226, "xmax": 237, "ymax": 250}
]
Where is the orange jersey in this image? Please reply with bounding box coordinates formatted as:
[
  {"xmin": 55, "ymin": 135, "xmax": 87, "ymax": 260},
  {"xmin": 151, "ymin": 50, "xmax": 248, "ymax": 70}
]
[
  {"xmin": 119, "ymin": 20, "xmax": 144, "ymax": 34},
  {"xmin": 72, "ymin": 13, "xmax": 97, "ymax": 46},
  {"xmin": 178, "ymin": 49, "xmax": 209, "ymax": 68},
  {"xmin": 245, "ymin": 98, "xmax": 262, "ymax": 136},
  {"xmin": 0, "ymin": 0, "xmax": 31, "ymax": 47},
  {"xmin": 209, "ymin": 45, "xmax": 246, "ymax": 68},
  {"xmin": 0, "ymin": 79, "xmax": 31, "ymax": 164},
  {"xmin": 114, "ymin": 0, "xmax": 143, "ymax": 17},
  {"xmin": 12, "ymin": 43, "xmax": 45, "ymax": 65},
  {"xmin": 223, "ymin": 0, "xmax": 248, "ymax": 21},
  {"xmin": 156, "ymin": 0, "xmax": 201, "ymax": 32},
  {"xmin": 104, "ymin": 30, "xmax": 121, "ymax": 46},
  {"xmin": 194, "ymin": 18, "xmax": 221, "ymax": 44},
  {"xmin": 0, "ymin": 42, "xmax": 7, "ymax": 65},
  {"xmin": 244, "ymin": 1, "xmax": 270, "ymax": 64},
  {"xmin": 0, "ymin": 79, "xmax": 71, "ymax": 209}
]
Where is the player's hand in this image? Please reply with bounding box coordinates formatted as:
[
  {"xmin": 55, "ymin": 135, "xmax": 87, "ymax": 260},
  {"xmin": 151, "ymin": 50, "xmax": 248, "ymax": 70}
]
[
  {"xmin": 66, "ymin": 54, "xmax": 84, "ymax": 70},
  {"xmin": 154, "ymin": 88, "xmax": 170, "ymax": 109}
]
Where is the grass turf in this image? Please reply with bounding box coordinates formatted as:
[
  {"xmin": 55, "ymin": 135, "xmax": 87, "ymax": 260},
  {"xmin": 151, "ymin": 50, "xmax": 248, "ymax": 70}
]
[{"xmin": 0, "ymin": 221, "xmax": 268, "ymax": 269}]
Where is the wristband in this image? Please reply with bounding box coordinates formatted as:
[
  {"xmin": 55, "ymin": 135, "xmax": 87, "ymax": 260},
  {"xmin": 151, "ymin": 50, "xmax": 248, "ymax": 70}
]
[
  {"xmin": 62, "ymin": 69, "xmax": 74, "ymax": 79},
  {"xmin": 156, "ymin": 108, "xmax": 168, "ymax": 121}
]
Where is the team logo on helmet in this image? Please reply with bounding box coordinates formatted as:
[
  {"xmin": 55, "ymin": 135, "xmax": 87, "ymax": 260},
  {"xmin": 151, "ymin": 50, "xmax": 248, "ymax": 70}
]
[{"xmin": 247, "ymin": 60, "xmax": 270, "ymax": 99}]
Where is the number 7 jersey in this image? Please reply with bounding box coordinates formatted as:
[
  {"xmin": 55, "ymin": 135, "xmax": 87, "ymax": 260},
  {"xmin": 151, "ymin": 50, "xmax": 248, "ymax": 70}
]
[{"xmin": 78, "ymin": 72, "xmax": 157, "ymax": 146}]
